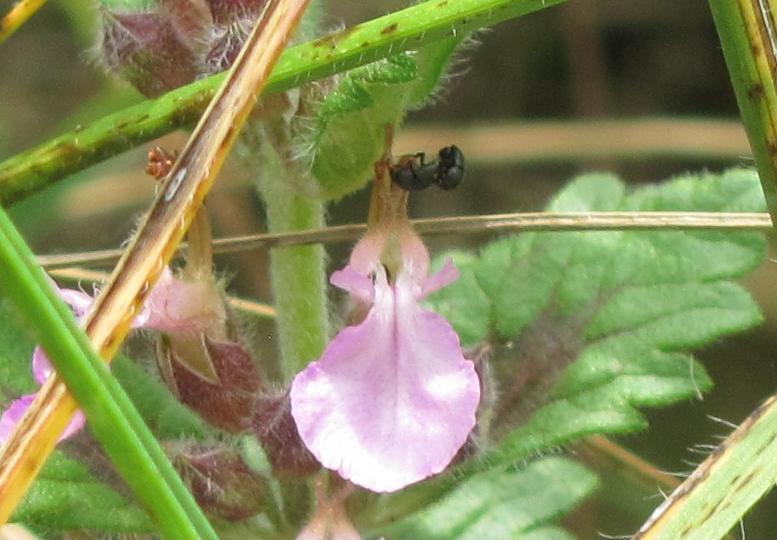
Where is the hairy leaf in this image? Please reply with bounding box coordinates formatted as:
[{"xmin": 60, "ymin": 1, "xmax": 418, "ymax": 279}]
[
  {"xmin": 113, "ymin": 356, "xmax": 208, "ymax": 439},
  {"xmin": 13, "ymin": 451, "xmax": 153, "ymax": 534},
  {"xmin": 311, "ymin": 37, "xmax": 462, "ymax": 199},
  {"xmin": 377, "ymin": 456, "xmax": 596, "ymax": 540},
  {"xmin": 427, "ymin": 169, "xmax": 766, "ymax": 464}
]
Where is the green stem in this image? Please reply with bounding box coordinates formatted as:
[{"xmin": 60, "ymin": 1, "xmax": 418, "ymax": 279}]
[
  {"xmin": 262, "ymin": 187, "xmax": 329, "ymax": 382},
  {"xmin": 0, "ymin": 207, "xmax": 217, "ymax": 540},
  {"xmin": 252, "ymin": 125, "xmax": 329, "ymax": 382},
  {"xmin": 0, "ymin": 0, "xmax": 564, "ymax": 205},
  {"xmin": 710, "ymin": 0, "xmax": 777, "ymax": 221}
]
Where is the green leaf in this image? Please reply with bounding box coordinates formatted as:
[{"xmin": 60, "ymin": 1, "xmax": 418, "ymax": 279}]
[
  {"xmin": 376, "ymin": 456, "xmax": 597, "ymax": 540},
  {"xmin": 428, "ymin": 251, "xmax": 491, "ymax": 346},
  {"xmin": 427, "ymin": 169, "xmax": 766, "ymax": 466},
  {"xmin": 311, "ymin": 38, "xmax": 462, "ymax": 200},
  {"xmin": 113, "ymin": 356, "xmax": 208, "ymax": 439},
  {"xmin": 14, "ymin": 451, "xmax": 153, "ymax": 534}
]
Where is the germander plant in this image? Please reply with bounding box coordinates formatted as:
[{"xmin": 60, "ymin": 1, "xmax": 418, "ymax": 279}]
[{"xmin": 0, "ymin": 1, "xmax": 775, "ymax": 539}]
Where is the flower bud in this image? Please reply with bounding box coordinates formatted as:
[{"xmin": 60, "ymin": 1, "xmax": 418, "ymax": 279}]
[
  {"xmin": 158, "ymin": 0, "xmax": 213, "ymax": 47},
  {"xmin": 252, "ymin": 392, "xmax": 320, "ymax": 478},
  {"xmin": 100, "ymin": 9, "xmax": 199, "ymax": 97},
  {"xmin": 159, "ymin": 337, "xmax": 262, "ymax": 433},
  {"xmin": 207, "ymin": 0, "xmax": 268, "ymax": 24},
  {"xmin": 170, "ymin": 441, "xmax": 266, "ymax": 521}
]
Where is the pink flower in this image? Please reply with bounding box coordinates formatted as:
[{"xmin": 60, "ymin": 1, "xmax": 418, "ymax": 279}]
[
  {"xmin": 290, "ymin": 223, "xmax": 480, "ymax": 492},
  {"xmin": 0, "ymin": 287, "xmax": 93, "ymax": 445},
  {"xmin": 0, "ymin": 268, "xmax": 226, "ymax": 445}
]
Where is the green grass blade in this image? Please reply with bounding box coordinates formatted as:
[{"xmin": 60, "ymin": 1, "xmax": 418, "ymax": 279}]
[
  {"xmin": 0, "ymin": 0, "xmax": 564, "ymax": 205},
  {"xmin": 709, "ymin": 0, "xmax": 777, "ymax": 222},
  {"xmin": 0, "ymin": 207, "xmax": 218, "ymax": 539},
  {"xmin": 634, "ymin": 394, "xmax": 777, "ymax": 539}
]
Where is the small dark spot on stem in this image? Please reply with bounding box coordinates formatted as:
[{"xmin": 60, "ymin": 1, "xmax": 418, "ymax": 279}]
[
  {"xmin": 748, "ymin": 82, "xmax": 765, "ymax": 100},
  {"xmin": 438, "ymin": 0, "xmax": 448, "ymax": 6},
  {"xmin": 311, "ymin": 25, "xmax": 359, "ymax": 48},
  {"xmin": 739, "ymin": 469, "xmax": 759, "ymax": 489},
  {"xmin": 381, "ymin": 23, "xmax": 399, "ymax": 36}
]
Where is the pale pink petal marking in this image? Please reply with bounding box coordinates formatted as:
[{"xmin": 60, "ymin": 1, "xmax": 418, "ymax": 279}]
[
  {"xmin": 142, "ymin": 267, "xmax": 224, "ymax": 333},
  {"xmin": 31, "ymin": 346, "xmax": 52, "ymax": 385},
  {"xmin": 0, "ymin": 394, "xmax": 36, "ymax": 445},
  {"xmin": 290, "ymin": 269, "xmax": 480, "ymax": 492},
  {"xmin": 58, "ymin": 288, "xmax": 94, "ymax": 319},
  {"xmin": 0, "ymin": 394, "xmax": 84, "ymax": 445},
  {"xmin": 330, "ymin": 266, "xmax": 374, "ymax": 303},
  {"xmin": 421, "ymin": 258, "xmax": 459, "ymax": 299}
]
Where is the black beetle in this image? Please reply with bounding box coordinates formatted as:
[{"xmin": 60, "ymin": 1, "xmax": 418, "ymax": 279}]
[{"xmin": 389, "ymin": 145, "xmax": 465, "ymax": 192}]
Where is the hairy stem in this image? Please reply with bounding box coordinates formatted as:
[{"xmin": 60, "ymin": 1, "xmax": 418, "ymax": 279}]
[
  {"xmin": 252, "ymin": 125, "xmax": 329, "ymax": 382},
  {"xmin": 0, "ymin": 0, "xmax": 564, "ymax": 205}
]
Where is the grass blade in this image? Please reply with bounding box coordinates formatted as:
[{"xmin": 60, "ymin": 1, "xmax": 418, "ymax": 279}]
[
  {"xmin": 0, "ymin": 207, "xmax": 215, "ymax": 539},
  {"xmin": 634, "ymin": 394, "xmax": 777, "ymax": 539}
]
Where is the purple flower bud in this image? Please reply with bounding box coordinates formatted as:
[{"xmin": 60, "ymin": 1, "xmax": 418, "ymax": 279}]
[
  {"xmin": 252, "ymin": 392, "xmax": 320, "ymax": 478},
  {"xmin": 159, "ymin": 337, "xmax": 262, "ymax": 433},
  {"xmin": 207, "ymin": 0, "xmax": 268, "ymax": 24},
  {"xmin": 100, "ymin": 9, "xmax": 199, "ymax": 97},
  {"xmin": 158, "ymin": 0, "xmax": 213, "ymax": 47},
  {"xmin": 171, "ymin": 442, "xmax": 266, "ymax": 521}
]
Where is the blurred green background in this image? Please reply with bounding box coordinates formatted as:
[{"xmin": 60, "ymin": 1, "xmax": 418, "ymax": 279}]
[{"xmin": 1, "ymin": 0, "xmax": 775, "ymax": 538}]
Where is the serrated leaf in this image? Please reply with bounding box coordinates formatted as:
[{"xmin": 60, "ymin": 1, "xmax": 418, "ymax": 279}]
[
  {"xmin": 377, "ymin": 456, "xmax": 596, "ymax": 540},
  {"xmin": 311, "ymin": 38, "xmax": 462, "ymax": 200},
  {"xmin": 426, "ymin": 169, "xmax": 766, "ymax": 465},
  {"xmin": 13, "ymin": 451, "xmax": 153, "ymax": 534}
]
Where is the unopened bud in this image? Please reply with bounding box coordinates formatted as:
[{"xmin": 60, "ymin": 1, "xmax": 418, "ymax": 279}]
[
  {"xmin": 207, "ymin": 0, "xmax": 268, "ymax": 24},
  {"xmin": 252, "ymin": 392, "xmax": 320, "ymax": 478},
  {"xmin": 100, "ymin": 9, "xmax": 198, "ymax": 97},
  {"xmin": 159, "ymin": 337, "xmax": 262, "ymax": 432},
  {"xmin": 171, "ymin": 442, "xmax": 266, "ymax": 521}
]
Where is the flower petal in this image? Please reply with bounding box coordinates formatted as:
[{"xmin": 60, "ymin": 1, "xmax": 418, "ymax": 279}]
[
  {"xmin": 290, "ymin": 270, "xmax": 480, "ymax": 492},
  {"xmin": 58, "ymin": 288, "xmax": 94, "ymax": 319},
  {"xmin": 0, "ymin": 394, "xmax": 85, "ymax": 445},
  {"xmin": 31, "ymin": 346, "xmax": 52, "ymax": 385},
  {"xmin": 141, "ymin": 267, "xmax": 225, "ymax": 334},
  {"xmin": 330, "ymin": 266, "xmax": 374, "ymax": 303},
  {"xmin": 421, "ymin": 258, "xmax": 459, "ymax": 299},
  {"xmin": 0, "ymin": 394, "xmax": 36, "ymax": 445}
]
